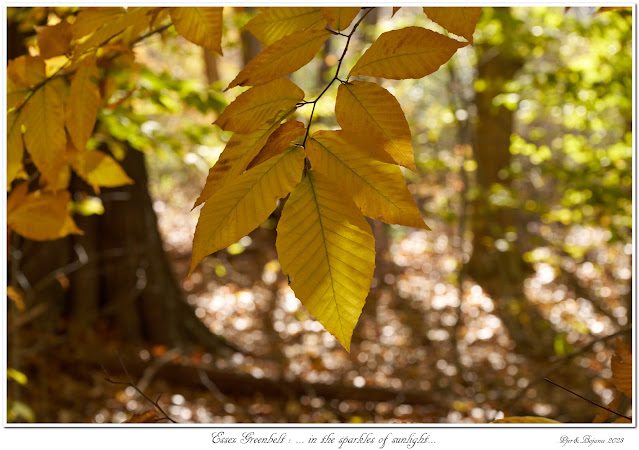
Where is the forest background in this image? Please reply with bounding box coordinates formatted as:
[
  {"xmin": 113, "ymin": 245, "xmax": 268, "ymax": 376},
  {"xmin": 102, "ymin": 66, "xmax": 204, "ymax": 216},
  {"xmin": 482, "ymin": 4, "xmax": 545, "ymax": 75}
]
[{"xmin": 3, "ymin": 4, "xmax": 634, "ymax": 427}]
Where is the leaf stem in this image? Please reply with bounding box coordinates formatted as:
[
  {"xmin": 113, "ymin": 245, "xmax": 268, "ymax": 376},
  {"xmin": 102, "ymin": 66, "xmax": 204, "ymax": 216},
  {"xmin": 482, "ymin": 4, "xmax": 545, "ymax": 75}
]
[{"xmin": 300, "ymin": 7, "xmax": 374, "ymax": 148}]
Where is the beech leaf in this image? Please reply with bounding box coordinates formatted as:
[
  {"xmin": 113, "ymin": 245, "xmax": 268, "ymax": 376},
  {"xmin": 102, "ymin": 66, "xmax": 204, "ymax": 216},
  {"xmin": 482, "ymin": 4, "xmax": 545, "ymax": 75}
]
[{"xmin": 245, "ymin": 7, "xmax": 326, "ymax": 46}]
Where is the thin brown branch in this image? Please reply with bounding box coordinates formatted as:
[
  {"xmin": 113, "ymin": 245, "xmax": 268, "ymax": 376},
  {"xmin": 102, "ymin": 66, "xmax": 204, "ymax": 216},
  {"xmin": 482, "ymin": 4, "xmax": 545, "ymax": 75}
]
[
  {"xmin": 102, "ymin": 353, "xmax": 177, "ymax": 423},
  {"xmin": 545, "ymin": 378, "xmax": 632, "ymax": 421}
]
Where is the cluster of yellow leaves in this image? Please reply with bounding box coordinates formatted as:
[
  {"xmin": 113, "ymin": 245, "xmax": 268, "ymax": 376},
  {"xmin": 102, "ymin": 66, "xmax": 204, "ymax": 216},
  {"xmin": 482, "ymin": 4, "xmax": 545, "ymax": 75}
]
[
  {"xmin": 7, "ymin": 7, "xmax": 225, "ymax": 241},
  {"xmin": 191, "ymin": 7, "xmax": 479, "ymax": 350}
]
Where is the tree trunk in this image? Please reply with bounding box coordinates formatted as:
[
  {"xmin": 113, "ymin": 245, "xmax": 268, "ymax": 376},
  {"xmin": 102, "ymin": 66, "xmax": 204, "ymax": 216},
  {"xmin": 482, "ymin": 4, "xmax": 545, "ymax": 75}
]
[
  {"xmin": 9, "ymin": 145, "xmax": 238, "ymax": 355},
  {"xmin": 466, "ymin": 9, "xmax": 556, "ymax": 359}
]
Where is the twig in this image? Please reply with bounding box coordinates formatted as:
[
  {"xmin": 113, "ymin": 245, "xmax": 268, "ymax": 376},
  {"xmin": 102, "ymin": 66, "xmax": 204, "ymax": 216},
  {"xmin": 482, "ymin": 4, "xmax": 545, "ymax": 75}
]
[
  {"xmin": 299, "ymin": 7, "xmax": 375, "ymax": 148},
  {"xmin": 545, "ymin": 378, "xmax": 632, "ymax": 421},
  {"xmin": 500, "ymin": 326, "xmax": 632, "ymax": 415},
  {"xmin": 102, "ymin": 353, "xmax": 177, "ymax": 423}
]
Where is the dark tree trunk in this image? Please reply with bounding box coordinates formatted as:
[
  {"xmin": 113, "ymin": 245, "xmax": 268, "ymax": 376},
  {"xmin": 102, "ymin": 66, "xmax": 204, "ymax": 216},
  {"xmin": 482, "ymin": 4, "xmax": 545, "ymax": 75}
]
[
  {"xmin": 9, "ymin": 145, "xmax": 237, "ymax": 355},
  {"xmin": 466, "ymin": 9, "xmax": 556, "ymax": 359}
]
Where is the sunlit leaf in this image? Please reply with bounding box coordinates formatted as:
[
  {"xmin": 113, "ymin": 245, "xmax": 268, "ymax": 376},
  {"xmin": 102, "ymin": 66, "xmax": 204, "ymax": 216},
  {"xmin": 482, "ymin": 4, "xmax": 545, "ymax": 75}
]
[
  {"xmin": 7, "ymin": 55, "xmax": 46, "ymax": 87},
  {"xmin": 245, "ymin": 7, "xmax": 326, "ymax": 45},
  {"xmin": 22, "ymin": 81, "xmax": 67, "ymax": 186},
  {"xmin": 248, "ymin": 120, "xmax": 305, "ymax": 169},
  {"xmin": 7, "ymin": 111, "xmax": 24, "ymax": 188},
  {"xmin": 349, "ymin": 27, "xmax": 467, "ymax": 80},
  {"xmin": 193, "ymin": 109, "xmax": 294, "ymax": 209},
  {"xmin": 36, "ymin": 21, "xmax": 73, "ymax": 59},
  {"xmin": 276, "ymin": 170, "xmax": 375, "ymax": 352},
  {"xmin": 493, "ymin": 416, "xmax": 561, "ymax": 424},
  {"xmin": 336, "ymin": 80, "xmax": 416, "ymax": 172},
  {"xmin": 307, "ymin": 130, "xmax": 428, "ymax": 229},
  {"xmin": 66, "ymin": 56, "xmax": 101, "ymax": 151},
  {"xmin": 321, "ymin": 7, "xmax": 360, "ymax": 31},
  {"xmin": 73, "ymin": 7, "xmax": 151, "ymax": 58},
  {"xmin": 191, "ymin": 147, "xmax": 305, "ymax": 273},
  {"xmin": 611, "ymin": 338, "xmax": 632, "ymax": 398},
  {"xmin": 227, "ymin": 29, "xmax": 331, "ymax": 90},
  {"xmin": 423, "ymin": 7, "xmax": 482, "ymax": 43},
  {"xmin": 7, "ymin": 184, "xmax": 82, "ymax": 241},
  {"xmin": 170, "ymin": 7, "xmax": 223, "ymax": 55},
  {"xmin": 70, "ymin": 7, "xmax": 126, "ymax": 39},
  {"xmin": 215, "ymin": 78, "xmax": 304, "ymax": 134},
  {"xmin": 69, "ymin": 149, "xmax": 133, "ymax": 193}
]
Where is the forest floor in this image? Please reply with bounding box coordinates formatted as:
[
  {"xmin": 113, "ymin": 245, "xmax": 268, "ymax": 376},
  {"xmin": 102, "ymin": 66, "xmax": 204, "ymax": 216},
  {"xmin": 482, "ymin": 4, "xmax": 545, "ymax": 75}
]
[{"xmin": 7, "ymin": 163, "xmax": 631, "ymax": 424}]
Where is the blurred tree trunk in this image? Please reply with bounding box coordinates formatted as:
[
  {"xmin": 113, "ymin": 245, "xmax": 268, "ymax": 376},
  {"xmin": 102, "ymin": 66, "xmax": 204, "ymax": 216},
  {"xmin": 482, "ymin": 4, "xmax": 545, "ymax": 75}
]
[{"xmin": 466, "ymin": 8, "xmax": 556, "ymax": 358}]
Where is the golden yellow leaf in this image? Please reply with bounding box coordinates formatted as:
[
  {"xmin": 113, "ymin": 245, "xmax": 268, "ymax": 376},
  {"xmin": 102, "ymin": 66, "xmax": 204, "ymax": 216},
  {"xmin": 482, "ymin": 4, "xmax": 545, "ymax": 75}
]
[
  {"xmin": 227, "ymin": 29, "xmax": 331, "ymax": 90},
  {"xmin": 6, "ymin": 286, "xmax": 25, "ymax": 312},
  {"xmin": 170, "ymin": 7, "xmax": 223, "ymax": 55},
  {"xmin": 611, "ymin": 338, "xmax": 632, "ymax": 398},
  {"xmin": 7, "ymin": 78, "xmax": 30, "ymax": 112},
  {"xmin": 69, "ymin": 149, "xmax": 133, "ymax": 193},
  {"xmin": 336, "ymin": 80, "xmax": 416, "ymax": 172},
  {"xmin": 7, "ymin": 186, "xmax": 82, "ymax": 241},
  {"xmin": 7, "ymin": 55, "xmax": 46, "ymax": 87},
  {"xmin": 307, "ymin": 130, "xmax": 428, "ymax": 229},
  {"xmin": 36, "ymin": 21, "xmax": 73, "ymax": 59},
  {"xmin": 22, "ymin": 82, "xmax": 67, "ymax": 186},
  {"xmin": 423, "ymin": 7, "xmax": 482, "ymax": 44},
  {"xmin": 245, "ymin": 7, "xmax": 326, "ymax": 46},
  {"xmin": 7, "ymin": 111, "xmax": 24, "ymax": 188},
  {"xmin": 191, "ymin": 147, "xmax": 305, "ymax": 273},
  {"xmin": 321, "ymin": 7, "xmax": 360, "ymax": 31},
  {"xmin": 493, "ymin": 416, "xmax": 561, "ymax": 424},
  {"xmin": 276, "ymin": 170, "xmax": 375, "ymax": 352},
  {"xmin": 73, "ymin": 7, "xmax": 151, "ymax": 58},
  {"xmin": 349, "ymin": 27, "xmax": 467, "ymax": 80},
  {"xmin": 613, "ymin": 417, "xmax": 632, "ymax": 423},
  {"xmin": 71, "ymin": 7, "xmax": 126, "ymax": 39},
  {"xmin": 65, "ymin": 56, "xmax": 101, "ymax": 152},
  {"xmin": 215, "ymin": 78, "xmax": 304, "ymax": 134},
  {"xmin": 193, "ymin": 110, "xmax": 294, "ymax": 209},
  {"xmin": 248, "ymin": 120, "xmax": 305, "ymax": 169}
]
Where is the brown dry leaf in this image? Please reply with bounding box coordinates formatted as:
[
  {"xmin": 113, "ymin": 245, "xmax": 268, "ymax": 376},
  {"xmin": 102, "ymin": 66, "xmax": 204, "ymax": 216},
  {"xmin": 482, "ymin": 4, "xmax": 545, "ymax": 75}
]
[
  {"xmin": 611, "ymin": 338, "xmax": 632, "ymax": 398},
  {"xmin": 125, "ymin": 411, "xmax": 160, "ymax": 423},
  {"xmin": 493, "ymin": 416, "xmax": 561, "ymax": 424},
  {"xmin": 593, "ymin": 392, "xmax": 623, "ymax": 423},
  {"xmin": 36, "ymin": 21, "xmax": 73, "ymax": 59},
  {"xmin": 247, "ymin": 120, "xmax": 305, "ymax": 169}
]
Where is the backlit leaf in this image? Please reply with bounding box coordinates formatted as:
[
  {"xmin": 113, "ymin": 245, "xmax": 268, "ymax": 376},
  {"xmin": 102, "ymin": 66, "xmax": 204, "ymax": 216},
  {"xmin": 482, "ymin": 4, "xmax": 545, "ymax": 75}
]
[
  {"xmin": 66, "ymin": 56, "xmax": 101, "ymax": 151},
  {"xmin": 71, "ymin": 7, "xmax": 126, "ymax": 39},
  {"xmin": 349, "ymin": 27, "xmax": 467, "ymax": 80},
  {"xmin": 336, "ymin": 80, "xmax": 416, "ymax": 172},
  {"xmin": 193, "ymin": 109, "xmax": 294, "ymax": 209},
  {"xmin": 22, "ymin": 82, "xmax": 67, "ymax": 186},
  {"xmin": 321, "ymin": 7, "xmax": 360, "ymax": 31},
  {"xmin": 170, "ymin": 7, "xmax": 223, "ymax": 55},
  {"xmin": 307, "ymin": 130, "xmax": 428, "ymax": 229},
  {"xmin": 73, "ymin": 7, "xmax": 151, "ymax": 58},
  {"xmin": 611, "ymin": 338, "xmax": 632, "ymax": 398},
  {"xmin": 7, "ymin": 185, "xmax": 82, "ymax": 241},
  {"xmin": 248, "ymin": 120, "xmax": 305, "ymax": 169},
  {"xmin": 7, "ymin": 55, "xmax": 46, "ymax": 87},
  {"xmin": 493, "ymin": 416, "xmax": 561, "ymax": 424},
  {"xmin": 7, "ymin": 111, "xmax": 24, "ymax": 188},
  {"xmin": 69, "ymin": 149, "xmax": 133, "ymax": 193},
  {"xmin": 276, "ymin": 170, "xmax": 375, "ymax": 352},
  {"xmin": 191, "ymin": 147, "xmax": 305, "ymax": 273},
  {"xmin": 215, "ymin": 78, "xmax": 304, "ymax": 134},
  {"xmin": 36, "ymin": 21, "xmax": 73, "ymax": 59},
  {"xmin": 227, "ymin": 29, "xmax": 331, "ymax": 90},
  {"xmin": 245, "ymin": 7, "xmax": 326, "ymax": 45},
  {"xmin": 423, "ymin": 7, "xmax": 482, "ymax": 44}
]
